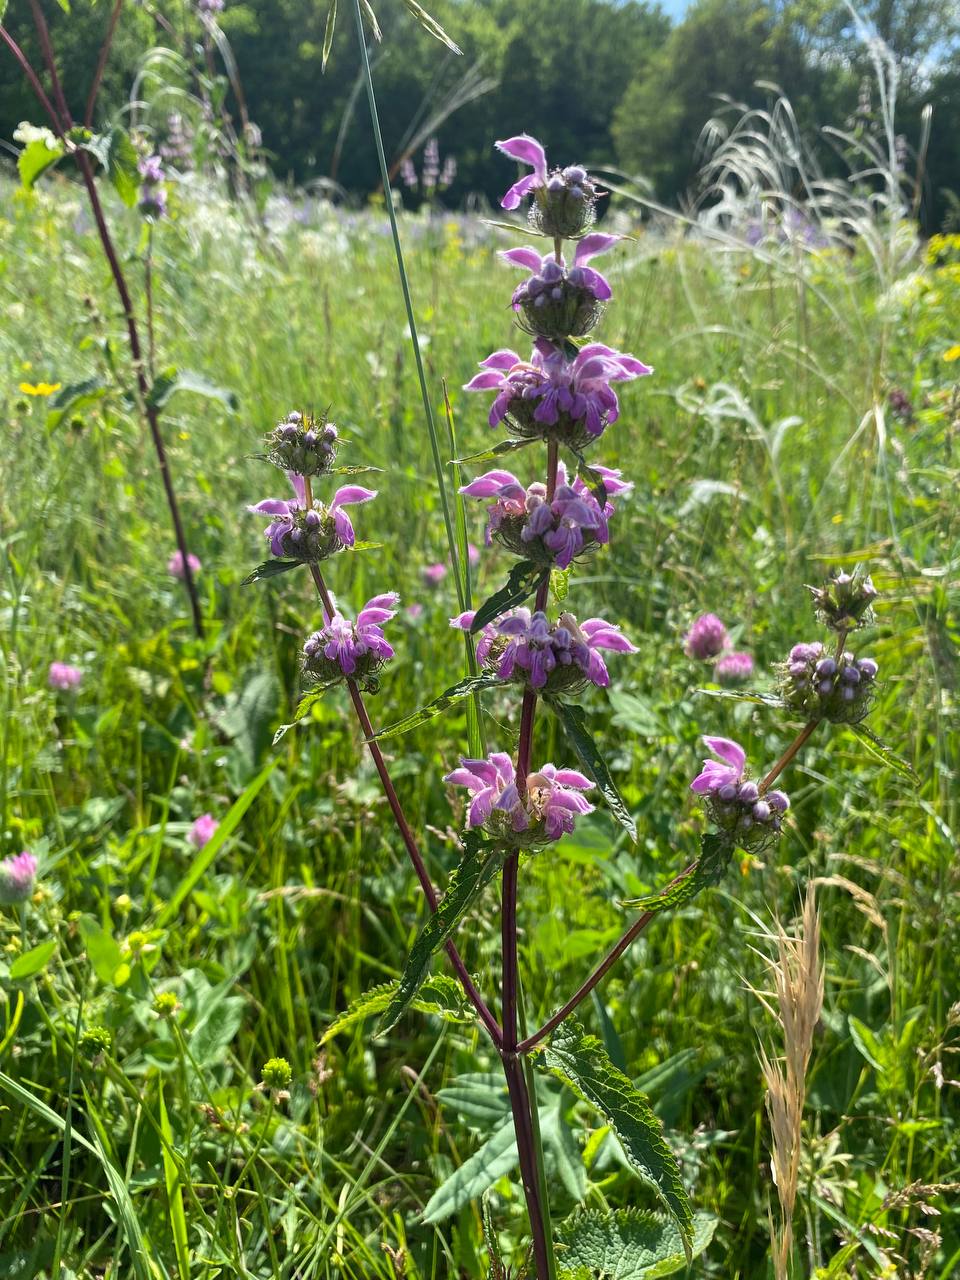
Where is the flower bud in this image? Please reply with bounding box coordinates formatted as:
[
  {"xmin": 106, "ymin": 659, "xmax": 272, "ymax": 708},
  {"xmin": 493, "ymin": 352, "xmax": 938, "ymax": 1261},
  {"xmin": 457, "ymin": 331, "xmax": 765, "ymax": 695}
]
[
  {"xmin": 0, "ymin": 851, "xmax": 37, "ymax": 905},
  {"xmin": 807, "ymin": 568, "xmax": 878, "ymax": 632},
  {"xmin": 529, "ymin": 164, "xmax": 599, "ymax": 239},
  {"xmin": 265, "ymin": 410, "xmax": 340, "ymax": 477},
  {"xmin": 779, "ymin": 641, "xmax": 879, "ymax": 724}
]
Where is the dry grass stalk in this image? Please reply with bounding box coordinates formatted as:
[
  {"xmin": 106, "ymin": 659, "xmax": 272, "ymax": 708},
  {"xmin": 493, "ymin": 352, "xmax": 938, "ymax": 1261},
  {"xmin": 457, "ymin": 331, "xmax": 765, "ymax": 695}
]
[{"xmin": 754, "ymin": 884, "xmax": 824, "ymax": 1280}]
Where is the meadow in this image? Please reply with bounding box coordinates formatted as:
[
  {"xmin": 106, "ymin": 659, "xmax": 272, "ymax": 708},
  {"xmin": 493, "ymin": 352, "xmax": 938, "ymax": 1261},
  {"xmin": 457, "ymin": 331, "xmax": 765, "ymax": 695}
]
[{"xmin": 0, "ymin": 152, "xmax": 958, "ymax": 1278}]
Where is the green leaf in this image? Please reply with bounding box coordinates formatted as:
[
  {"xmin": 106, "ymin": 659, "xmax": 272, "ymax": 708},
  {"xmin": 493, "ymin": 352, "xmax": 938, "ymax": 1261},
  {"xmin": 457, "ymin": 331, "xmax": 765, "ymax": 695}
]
[
  {"xmin": 377, "ymin": 830, "xmax": 506, "ymax": 1035},
  {"xmin": 344, "ymin": 539, "xmax": 383, "ymax": 551},
  {"xmin": 321, "ymin": 974, "xmax": 475, "ymax": 1045},
  {"xmin": 400, "ymin": 0, "xmax": 461, "ymax": 53},
  {"xmin": 481, "ymin": 217, "xmax": 548, "ymax": 238},
  {"xmin": 847, "ymin": 724, "xmax": 920, "ymax": 786},
  {"xmin": 106, "ymin": 127, "xmax": 140, "ymax": 207},
  {"xmin": 369, "ymin": 673, "xmax": 503, "ymax": 741},
  {"xmin": 321, "ymin": 0, "xmax": 337, "ymax": 68},
  {"xmin": 551, "ymin": 565, "xmax": 570, "ymax": 604},
  {"xmin": 696, "ymin": 686, "xmax": 785, "ymax": 708},
  {"xmin": 274, "ymin": 690, "xmax": 325, "ymax": 744},
  {"xmin": 548, "ymin": 700, "xmax": 637, "ymax": 841},
  {"xmin": 471, "ymin": 560, "xmax": 550, "ymax": 633},
  {"xmin": 331, "ymin": 464, "xmax": 383, "ymax": 476},
  {"xmin": 848, "ymin": 1015, "xmax": 886, "ymax": 1073},
  {"xmin": 451, "ymin": 437, "xmax": 537, "ymax": 466},
  {"xmin": 9, "ymin": 940, "xmax": 57, "ymax": 980},
  {"xmin": 241, "ymin": 559, "xmax": 305, "ymax": 585},
  {"xmin": 189, "ymin": 983, "xmax": 245, "ymax": 1067},
  {"xmin": 146, "ymin": 367, "xmax": 239, "ymax": 413},
  {"xmin": 422, "ymin": 1120, "xmax": 518, "ymax": 1224},
  {"xmin": 619, "ymin": 833, "xmax": 731, "ymax": 911},
  {"xmin": 157, "ymin": 1084, "xmax": 190, "ymax": 1279},
  {"xmin": 18, "ymin": 132, "xmax": 65, "ymax": 189},
  {"xmin": 45, "ymin": 377, "xmax": 110, "ymax": 430},
  {"xmin": 77, "ymin": 918, "xmax": 130, "ymax": 987},
  {"xmin": 556, "ymin": 1208, "xmax": 717, "ymax": 1278},
  {"xmin": 542, "ymin": 1020, "xmax": 692, "ymax": 1257}
]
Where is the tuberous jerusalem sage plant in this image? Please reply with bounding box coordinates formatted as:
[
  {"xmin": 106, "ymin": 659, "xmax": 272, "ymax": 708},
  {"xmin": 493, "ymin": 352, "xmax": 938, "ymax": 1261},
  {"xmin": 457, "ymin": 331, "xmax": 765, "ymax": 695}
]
[{"xmin": 244, "ymin": 132, "xmax": 909, "ymax": 1277}]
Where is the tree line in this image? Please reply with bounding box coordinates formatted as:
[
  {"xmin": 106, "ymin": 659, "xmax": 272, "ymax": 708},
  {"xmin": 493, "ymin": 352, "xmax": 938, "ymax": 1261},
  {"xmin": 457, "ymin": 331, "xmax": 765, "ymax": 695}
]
[{"xmin": 2, "ymin": 0, "xmax": 958, "ymax": 230}]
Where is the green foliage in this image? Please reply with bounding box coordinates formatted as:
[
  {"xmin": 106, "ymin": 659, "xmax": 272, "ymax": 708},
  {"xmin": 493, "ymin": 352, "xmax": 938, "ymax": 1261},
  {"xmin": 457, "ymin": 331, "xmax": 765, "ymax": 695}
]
[
  {"xmin": 542, "ymin": 1021, "xmax": 693, "ymax": 1254},
  {"xmin": 556, "ymin": 1207, "xmax": 717, "ymax": 1278},
  {"xmin": 16, "ymin": 128, "xmax": 65, "ymax": 188},
  {"xmin": 145, "ymin": 367, "xmax": 239, "ymax": 413},
  {"xmin": 548, "ymin": 698, "xmax": 637, "ymax": 840},
  {"xmin": 620, "ymin": 832, "xmax": 732, "ymax": 912},
  {"xmin": 472, "ymin": 559, "xmax": 550, "ymax": 632},
  {"xmin": 321, "ymin": 973, "xmax": 475, "ymax": 1042},
  {"xmin": 378, "ymin": 828, "xmax": 505, "ymax": 1034},
  {"xmin": 370, "ymin": 672, "xmax": 503, "ymax": 741}
]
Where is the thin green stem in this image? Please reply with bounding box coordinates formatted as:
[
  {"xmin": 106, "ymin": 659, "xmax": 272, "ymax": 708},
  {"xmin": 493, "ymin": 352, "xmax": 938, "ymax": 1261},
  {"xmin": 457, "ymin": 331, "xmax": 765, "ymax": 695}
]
[{"xmin": 351, "ymin": 0, "xmax": 467, "ymax": 613}]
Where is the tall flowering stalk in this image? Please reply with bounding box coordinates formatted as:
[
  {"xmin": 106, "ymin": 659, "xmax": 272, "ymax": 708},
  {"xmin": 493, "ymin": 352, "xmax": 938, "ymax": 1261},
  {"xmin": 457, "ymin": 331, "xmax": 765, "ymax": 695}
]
[{"xmin": 244, "ymin": 134, "xmax": 904, "ymax": 1276}]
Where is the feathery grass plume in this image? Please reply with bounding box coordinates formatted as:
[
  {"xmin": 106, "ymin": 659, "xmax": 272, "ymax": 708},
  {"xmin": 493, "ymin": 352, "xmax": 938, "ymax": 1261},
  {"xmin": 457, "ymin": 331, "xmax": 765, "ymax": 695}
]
[{"xmin": 752, "ymin": 884, "xmax": 824, "ymax": 1280}]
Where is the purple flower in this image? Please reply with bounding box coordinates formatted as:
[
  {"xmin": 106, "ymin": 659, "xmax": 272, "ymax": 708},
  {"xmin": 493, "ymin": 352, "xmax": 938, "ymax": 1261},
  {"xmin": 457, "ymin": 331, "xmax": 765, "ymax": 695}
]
[
  {"xmin": 683, "ymin": 614, "xmax": 729, "ymax": 660},
  {"xmin": 406, "ymin": 603, "xmax": 424, "ymax": 620},
  {"xmin": 0, "ymin": 851, "xmax": 38, "ymax": 904},
  {"xmin": 168, "ymin": 550, "xmax": 202, "ymax": 579},
  {"xmin": 495, "ymin": 135, "xmax": 598, "ymax": 237},
  {"xmin": 691, "ymin": 738, "xmax": 789, "ymax": 850},
  {"xmin": 267, "ymin": 411, "xmax": 339, "ymax": 477},
  {"xmin": 496, "ymin": 135, "xmax": 549, "ymax": 210},
  {"xmin": 690, "ymin": 736, "xmax": 746, "ymax": 795},
  {"xmin": 249, "ymin": 473, "xmax": 376, "ymax": 561},
  {"xmin": 422, "ymin": 562, "xmax": 448, "ymax": 586},
  {"xmin": 198, "ymin": 0, "xmax": 225, "ymax": 14},
  {"xmin": 138, "ymin": 154, "xmax": 164, "ymax": 184},
  {"xmin": 48, "ymin": 662, "xmax": 83, "ymax": 691},
  {"xmin": 482, "ymin": 608, "xmax": 635, "ymax": 692},
  {"xmin": 715, "ymin": 651, "xmax": 754, "ymax": 685},
  {"xmin": 464, "ymin": 339, "xmax": 651, "ymax": 445},
  {"xmin": 302, "ymin": 593, "xmax": 399, "ymax": 691},
  {"xmin": 188, "ymin": 814, "xmax": 218, "ymax": 849},
  {"xmin": 444, "ymin": 753, "xmax": 594, "ymax": 845},
  {"xmin": 504, "ymin": 234, "xmax": 619, "ymax": 304},
  {"xmin": 459, "ymin": 461, "xmax": 631, "ymax": 570}
]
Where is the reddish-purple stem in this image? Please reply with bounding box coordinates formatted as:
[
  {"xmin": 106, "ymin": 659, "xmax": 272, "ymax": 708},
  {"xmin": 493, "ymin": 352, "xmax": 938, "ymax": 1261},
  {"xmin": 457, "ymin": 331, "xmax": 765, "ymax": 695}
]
[
  {"xmin": 0, "ymin": 24, "xmax": 61, "ymax": 129},
  {"xmin": 307, "ymin": 563, "xmax": 502, "ymax": 1047},
  {"xmin": 85, "ymin": 0, "xmax": 125, "ymax": 127}
]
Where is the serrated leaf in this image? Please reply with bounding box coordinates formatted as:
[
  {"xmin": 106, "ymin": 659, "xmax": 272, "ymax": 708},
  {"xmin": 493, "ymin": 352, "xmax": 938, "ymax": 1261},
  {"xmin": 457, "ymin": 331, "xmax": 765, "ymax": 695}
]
[
  {"xmin": 422, "ymin": 1120, "xmax": 518, "ymax": 1223},
  {"xmin": 241, "ymin": 559, "xmax": 304, "ymax": 585},
  {"xmin": 542, "ymin": 1020, "xmax": 692, "ymax": 1256},
  {"xmin": 620, "ymin": 832, "xmax": 731, "ymax": 911},
  {"xmin": 481, "ymin": 217, "xmax": 548, "ymax": 238},
  {"xmin": 551, "ymin": 566, "xmax": 570, "ymax": 604},
  {"xmin": 472, "ymin": 560, "xmax": 550, "ymax": 633},
  {"xmin": 345, "ymin": 539, "xmax": 383, "ymax": 551},
  {"xmin": 9, "ymin": 940, "xmax": 57, "ymax": 980},
  {"xmin": 548, "ymin": 700, "xmax": 636, "ymax": 840},
  {"xmin": 400, "ymin": 0, "xmax": 461, "ymax": 52},
  {"xmin": 696, "ymin": 687, "xmax": 784, "ymax": 707},
  {"xmin": 331, "ymin": 464, "xmax": 383, "ymax": 476},
  {"xmin": 321, "ymin": 974, "xmax": 474, "ymax": 1044},
  {"xmin": 452, "ymin": 437, "xmax": 537, "ymax": 466},
  {"xmin": 146, "ymin": 367, "xmax": 238, "ymax": 413},
  {"xmin": 45, "ymin": 377, "xmax": 110, "ymax": 430},
  {"xmin": 847, "ymin": 724, "xmax": 920, "ymax": 786},
  {"xmin": 18, "ymin": 133, "xmax": 65, "ymax": 188},
  {"xmin": 377, "ymin": 830, "xmax": 506, "ymax": 1035},
  {"xmin": 274, "ymin": 690, "xmax": 326, "ymax": 744},
  {"xmin": 556, "ymin": 1207, "xmax": 717, "ymax": 1278},
  {"xmin": 370, "ymin": 673, "xmax": 503, "ymax": 741},
  {"xmin": 321, "ymin": 0, "xmax": 337, "ymax": 68}
]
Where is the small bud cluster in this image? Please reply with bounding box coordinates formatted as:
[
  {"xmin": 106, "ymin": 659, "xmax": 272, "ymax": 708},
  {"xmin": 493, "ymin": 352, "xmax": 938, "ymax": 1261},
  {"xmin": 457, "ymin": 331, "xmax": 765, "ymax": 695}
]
[
  {"xmin": 690, "ymin": 737, "xmax": 789, "ymax": 853},
  {"xmin": 138, "ymin": 154, "xmax": 167, "ymax": 221},
  {"xmin": 445, "ymin": 754, "xmax": 594, "ymax": 850},
  {"xmin": 496, "ymin": 134, "xmax": 599, "ymax": 240},
  {"xmin": 808, "ymin": 569, "xmax": 878, "ymax": 632},
  {"xmin": 260, "ymin": 1056, "xmax": 292, "ymax": 1093},
  {"xmin": 451, "ymin": 608, "xmax": 635, "ymax": 695},
  {"xmin": 302, "ymin": 594, "xmax": 399, "ymax": 694},
  {"xmin": 780, "ymin": 642, "xmax": 878, "ymax": 724},
  {"xmin": 460, "ymin": 463, "xmax": 631, "ymax": 571},
  {"xmin": 266, "ymin": 411, "xmax": 339, "ymax": 478},
  {"xmin": 504, "ymin": 239, "xmax": 618, "ymax": 341},
  {"xmin": 0, "ymin": 851, "xmax": 37, "ymax": 905}
]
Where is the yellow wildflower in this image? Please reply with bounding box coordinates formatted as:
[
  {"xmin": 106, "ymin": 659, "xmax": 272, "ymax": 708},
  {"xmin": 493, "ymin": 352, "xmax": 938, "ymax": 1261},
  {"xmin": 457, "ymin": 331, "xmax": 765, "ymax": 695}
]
[{"xmin": 18, "ymin": 381, "xmax": 61, "ymax": 396}]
